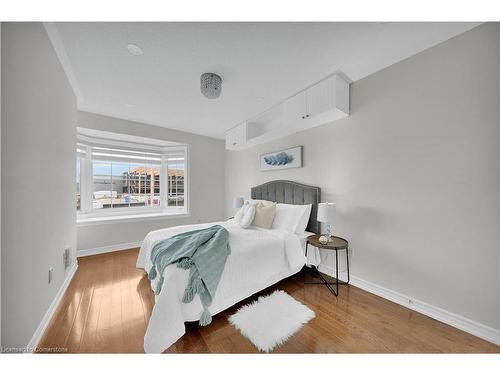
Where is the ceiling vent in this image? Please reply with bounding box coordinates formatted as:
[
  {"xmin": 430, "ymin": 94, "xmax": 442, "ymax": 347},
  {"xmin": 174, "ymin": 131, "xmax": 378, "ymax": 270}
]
[{"xmin": 200, "ymin": 73, "xmax": 222, "ymax": 99}]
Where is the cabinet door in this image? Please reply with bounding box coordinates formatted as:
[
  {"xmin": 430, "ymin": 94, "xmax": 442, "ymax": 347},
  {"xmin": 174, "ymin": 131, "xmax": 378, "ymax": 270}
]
[
  {"xmin": 306, "ymin": 75, "xmax": 335, "ymax": 118},
  {"xmin": 283, "ymin": 91, "xmax": 307, "ymax": 128},
  {"xmin": 225, "ymin": 122, "xmax": 247, "ymax": 150}
]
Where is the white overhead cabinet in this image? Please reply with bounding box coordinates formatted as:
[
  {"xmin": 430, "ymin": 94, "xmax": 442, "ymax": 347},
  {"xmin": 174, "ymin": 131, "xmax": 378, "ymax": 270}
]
[
  {"xmin": 307, "ymin": 75, "xmax": 341, "ymax": 117},
  {"xmin": 225, "ymin": 122, "xmax": 247, "ymax": 149},
  {"xmin": 226, "ymin": 73, "xmax": 350, "ymax": 150},
  {"xmin": 283, "ymin": 91, "xmax": 307, "ymax": 132}
]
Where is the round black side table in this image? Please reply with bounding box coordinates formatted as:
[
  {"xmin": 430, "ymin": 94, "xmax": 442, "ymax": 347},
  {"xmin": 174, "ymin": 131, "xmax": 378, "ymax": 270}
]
[{"xmin": 305, "ymin": 234, "xmax": 350, "ymax": 296}]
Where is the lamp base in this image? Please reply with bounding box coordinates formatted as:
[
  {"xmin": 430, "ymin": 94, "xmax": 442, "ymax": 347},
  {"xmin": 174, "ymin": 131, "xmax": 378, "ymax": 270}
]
[{"xmin": 326, "ymin": 224, "xmax": 334, "ymax": 242}]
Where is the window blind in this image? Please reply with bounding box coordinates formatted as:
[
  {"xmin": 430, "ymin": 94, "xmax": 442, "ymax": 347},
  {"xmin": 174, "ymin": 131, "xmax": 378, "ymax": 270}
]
[{"xmin": 91, "ymin": 146, "xmax": 162, "ymax": 163}]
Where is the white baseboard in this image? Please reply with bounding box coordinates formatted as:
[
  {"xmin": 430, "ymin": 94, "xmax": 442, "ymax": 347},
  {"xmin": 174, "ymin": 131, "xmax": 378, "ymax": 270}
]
[
  {"xmin": 338, "ymin": 273, "xmax": 499, "ymax": 346},
  {"xmin": 349, "ymin": 275, "xmax": 500, "ymax": 346},
  {"xmin": 27, "ymin": 262, "xmax": 78, "ymax": 351},
  {"xmin": 77, "ymin": 241, "xmax": 143, "ymax": 258}
]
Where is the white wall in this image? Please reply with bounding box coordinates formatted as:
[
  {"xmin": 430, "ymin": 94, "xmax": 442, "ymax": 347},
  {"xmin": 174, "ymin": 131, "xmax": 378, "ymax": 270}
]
[
  {"xmin": 1, "ymin": 23, "xmax": 77, "ymax": 347},
  {"xmin": 77, "ymin": 111, "xmax": 226, "ymax": 251},
  {"xmin": 225, "ymin": 24, "xmax": 500, "ymax": 331}
]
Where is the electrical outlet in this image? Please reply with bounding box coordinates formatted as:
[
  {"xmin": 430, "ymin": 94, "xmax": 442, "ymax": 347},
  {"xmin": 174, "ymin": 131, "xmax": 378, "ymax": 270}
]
[{"xmin": 48, "ymin": 268, "xmax": 54, "ymax": 284}]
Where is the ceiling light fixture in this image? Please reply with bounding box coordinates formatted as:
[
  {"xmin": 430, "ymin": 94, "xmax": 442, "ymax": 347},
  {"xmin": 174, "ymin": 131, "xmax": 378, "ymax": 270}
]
[
  {"xmin": 200, "ymin": 73, "xmax": 222, "ymax": 99},
  {"xmin": 127, "ymin": 44, "xmax": 143, "ymax": 56}
]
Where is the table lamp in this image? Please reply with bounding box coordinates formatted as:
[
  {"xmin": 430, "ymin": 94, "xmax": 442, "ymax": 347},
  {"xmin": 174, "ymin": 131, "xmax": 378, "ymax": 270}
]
[
  {"xmin": 233, "ymin": 197, "xmax": 244, "ymax": 210},
  {"xmin": 317, "ymin": 202, "xmax": 336, "ymax": 242}
]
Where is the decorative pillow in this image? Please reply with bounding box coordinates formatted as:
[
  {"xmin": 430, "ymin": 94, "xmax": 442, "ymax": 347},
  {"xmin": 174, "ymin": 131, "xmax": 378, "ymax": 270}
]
[
  {"xmin": 240, "ymin": 204, "xmax": 256, "ymax": 228},
  {"xmin": 234, "ymin": 202, "xmax": 256, "ymax": 228},
  {"xmin": 251, "ymin": 202, "xmax": 277, "ymax": 229},
  {"xmin": 247, "ymin": 199, "xmax": 275, "ymax": 207},
  {"xmin": 272, "ymin": 203, "xmax": 312, "ymax": 234},
  {"xmin": 234, "ymin": 204, "xmax": 246, "ymax": 223}
]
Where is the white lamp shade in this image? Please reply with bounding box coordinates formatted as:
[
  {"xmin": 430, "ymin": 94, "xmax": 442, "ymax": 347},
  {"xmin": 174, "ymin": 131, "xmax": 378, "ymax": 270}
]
[
  {"xmin": 317, "ymin": 202, "xmax": 336, "ymax": 223},
  {"xmin": 233, "ymin": 197, "xmax": 244, "ymax": 209}
]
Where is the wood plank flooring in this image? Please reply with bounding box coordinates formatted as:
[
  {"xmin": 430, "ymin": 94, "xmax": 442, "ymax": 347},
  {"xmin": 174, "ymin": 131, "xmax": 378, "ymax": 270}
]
[{"xmin": 37, "ymin": 249, "xmax": 499, "ymax": 353}]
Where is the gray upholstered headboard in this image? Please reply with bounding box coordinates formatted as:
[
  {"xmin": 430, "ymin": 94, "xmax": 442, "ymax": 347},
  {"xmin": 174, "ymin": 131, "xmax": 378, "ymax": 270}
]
[{"xmin": 251, "ymin": 180, "xmax": 321, "ymax": 234}]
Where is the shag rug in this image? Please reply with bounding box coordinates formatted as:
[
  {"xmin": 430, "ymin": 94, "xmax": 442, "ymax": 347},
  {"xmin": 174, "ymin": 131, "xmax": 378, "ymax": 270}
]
[{"xmin": 228, "ymin": 290, "xmax": 315, "ymax": 352}]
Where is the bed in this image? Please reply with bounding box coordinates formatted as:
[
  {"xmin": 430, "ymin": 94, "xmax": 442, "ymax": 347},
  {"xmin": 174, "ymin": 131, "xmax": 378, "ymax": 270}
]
[{"xmin": 136, "ymin": 180, "xmax": 321, "ymax": 353}]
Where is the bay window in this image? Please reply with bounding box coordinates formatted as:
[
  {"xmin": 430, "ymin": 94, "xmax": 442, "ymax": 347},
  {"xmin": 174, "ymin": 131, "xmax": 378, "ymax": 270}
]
[{"xmin": 77, "ymin": 129, "xmax": 188, "ymax": 224}]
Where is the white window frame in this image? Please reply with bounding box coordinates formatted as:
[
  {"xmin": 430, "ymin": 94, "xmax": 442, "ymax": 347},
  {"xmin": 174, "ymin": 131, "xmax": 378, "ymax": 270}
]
[{"xmin": 76, "ymin": 129, "xmax": 189, "ymax": 225}]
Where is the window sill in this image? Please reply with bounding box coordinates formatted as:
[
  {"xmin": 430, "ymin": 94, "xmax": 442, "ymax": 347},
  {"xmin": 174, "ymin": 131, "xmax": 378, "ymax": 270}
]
[{"xmin": 77, "ymin": 210, "xmax": 190, "ymax": 226}]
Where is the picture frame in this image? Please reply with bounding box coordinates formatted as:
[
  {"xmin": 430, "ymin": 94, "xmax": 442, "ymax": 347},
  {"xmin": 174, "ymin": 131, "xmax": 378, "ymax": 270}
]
[{"xmin": 260, "ymin": 146, "xmax": 303, "ymax": 171}]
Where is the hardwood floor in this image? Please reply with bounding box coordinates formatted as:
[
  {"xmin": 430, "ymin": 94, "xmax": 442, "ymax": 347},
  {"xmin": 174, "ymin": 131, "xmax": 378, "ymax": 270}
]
[{"xmin": 37, "ymin": 249, "xmax": 499, "ymax": 353}]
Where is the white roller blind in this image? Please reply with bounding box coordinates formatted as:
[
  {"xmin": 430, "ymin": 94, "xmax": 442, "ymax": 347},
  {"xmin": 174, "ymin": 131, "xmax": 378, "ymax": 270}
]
[{"xmin": 91, "ymin": 146, "xmax": 162, "ymax": 163}]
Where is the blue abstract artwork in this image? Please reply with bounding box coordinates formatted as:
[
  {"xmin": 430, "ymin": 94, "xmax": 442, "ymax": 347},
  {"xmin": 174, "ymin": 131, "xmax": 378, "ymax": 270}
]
[
  {"xmin": 263, "ymin": 152, "xmax": 294, "ymax": 166},
  {"xmin": 260, "ymin": 146, "xmax": 302, "ymax": 171}
]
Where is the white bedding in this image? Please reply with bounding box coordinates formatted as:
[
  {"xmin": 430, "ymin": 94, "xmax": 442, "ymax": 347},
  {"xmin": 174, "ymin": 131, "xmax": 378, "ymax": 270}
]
[{"xmin": 136, "ymin": 219, "xmax": 308, "ymax": 353}]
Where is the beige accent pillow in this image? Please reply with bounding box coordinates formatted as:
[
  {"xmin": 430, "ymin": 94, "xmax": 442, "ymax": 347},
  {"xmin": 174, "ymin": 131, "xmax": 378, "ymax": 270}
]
[
  {"xmin": 247, "ymin": 199, "xmax": 275, "ymax": 207},
  {"xmin": 252, "ymin": 202, "xmax": 277, "ymax": 229}
]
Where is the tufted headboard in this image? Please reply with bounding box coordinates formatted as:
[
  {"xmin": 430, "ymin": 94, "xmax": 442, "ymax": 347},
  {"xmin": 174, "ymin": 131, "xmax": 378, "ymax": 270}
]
[{"xmin": 251, "ymin": 180, "xmax": 321, "ymax": 234}]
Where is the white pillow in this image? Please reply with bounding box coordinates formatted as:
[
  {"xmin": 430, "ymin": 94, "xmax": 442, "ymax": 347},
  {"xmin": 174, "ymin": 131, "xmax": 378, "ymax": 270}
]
[
  {"xmin": 271, "ymin": 203, "xmax": 312, "ymax": 234},
  {"xmin": 234, "ymin": 204, "xmax": 246, "ymax": 222},
  {"xmin": 234, "ymin": 202, "xmax": 256, "ymax": 228},
  {"xmin": 295, "ymin": 204, "xmax": 312, "ymax": 234}
]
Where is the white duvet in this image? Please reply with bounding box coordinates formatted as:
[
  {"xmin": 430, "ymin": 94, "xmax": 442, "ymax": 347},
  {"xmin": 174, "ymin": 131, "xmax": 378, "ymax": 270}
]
[{"xmin": 136, "ymin": 219, "xmax": 308, "ymax": 353}]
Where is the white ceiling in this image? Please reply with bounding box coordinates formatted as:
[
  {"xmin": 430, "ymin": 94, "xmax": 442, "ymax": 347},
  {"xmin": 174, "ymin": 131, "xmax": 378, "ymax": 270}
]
[{"xmin": 51, "ymin": 22, "xmax": 479, "ymax": 139}]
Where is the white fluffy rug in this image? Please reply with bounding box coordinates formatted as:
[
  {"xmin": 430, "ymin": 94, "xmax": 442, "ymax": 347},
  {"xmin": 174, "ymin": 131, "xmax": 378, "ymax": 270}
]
[{"xmin": 228, "ymin": 290, "xmax": 316, "ymax": 352}]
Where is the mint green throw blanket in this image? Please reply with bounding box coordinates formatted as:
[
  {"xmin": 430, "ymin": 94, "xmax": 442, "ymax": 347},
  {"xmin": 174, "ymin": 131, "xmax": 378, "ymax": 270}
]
[{"xmin": 148, "ymin": 225, "xmax": 230, "ymax": 326}]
